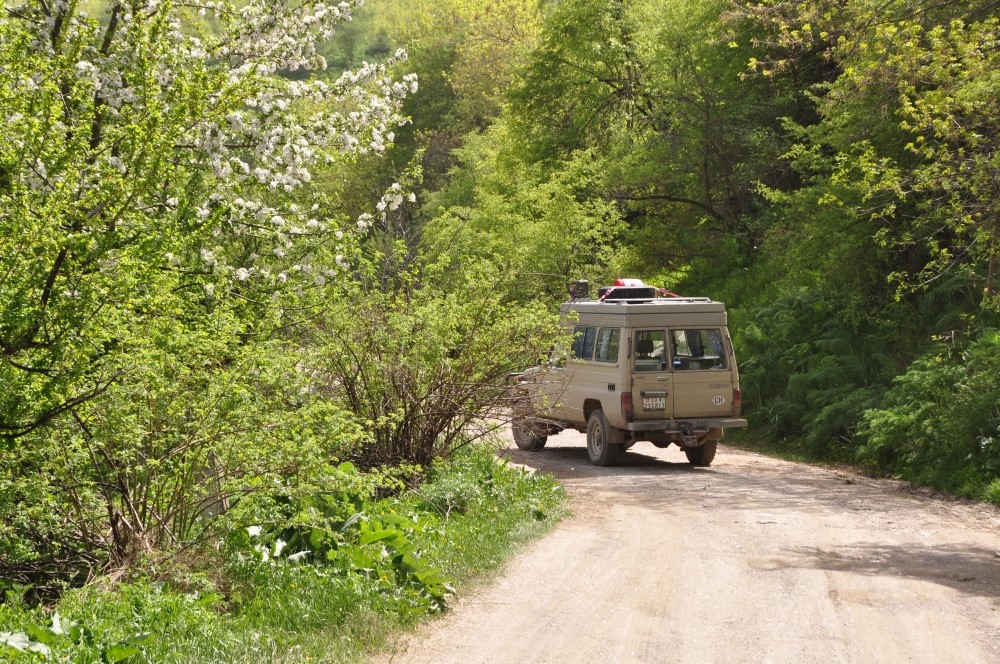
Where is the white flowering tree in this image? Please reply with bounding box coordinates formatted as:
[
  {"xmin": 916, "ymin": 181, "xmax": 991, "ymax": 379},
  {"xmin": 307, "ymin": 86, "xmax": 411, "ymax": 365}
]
[{"xmin": 0, "ymin": 0, "xmax": 416, "ymax": 579}]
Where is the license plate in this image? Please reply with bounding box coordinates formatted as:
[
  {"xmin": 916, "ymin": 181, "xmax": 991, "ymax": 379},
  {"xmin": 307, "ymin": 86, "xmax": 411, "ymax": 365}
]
[{"xmin": 643, "ymin": 396, "xmax": 665, "ymax": 410}]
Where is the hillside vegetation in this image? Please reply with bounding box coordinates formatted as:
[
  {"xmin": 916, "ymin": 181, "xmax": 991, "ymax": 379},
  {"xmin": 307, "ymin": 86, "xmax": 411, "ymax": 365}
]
[{"xmin": 354, "ymin": 0, "xmax": 1000, "ymax": 501}]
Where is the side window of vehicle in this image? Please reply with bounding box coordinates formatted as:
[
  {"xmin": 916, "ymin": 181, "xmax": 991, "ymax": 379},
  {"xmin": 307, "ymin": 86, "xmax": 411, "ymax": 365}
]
[
  {"xmin": 571, "ymin": 326, "xmax": 598, "ymax": 360},
  {"xmin": 670, "ymin": 329, "xmax": 728, "ymax": 370},
  {"xmin": 594, "ymin": 328, "xmax": 621, "ymax": 362},
  {"xmin": 634, "ymin": 330, "xmax": 666, "ymax": 372}
]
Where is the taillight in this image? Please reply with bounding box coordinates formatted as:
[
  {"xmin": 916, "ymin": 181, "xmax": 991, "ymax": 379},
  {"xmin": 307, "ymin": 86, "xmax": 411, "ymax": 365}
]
[
  {"xmin": 621, "ymin": 392, "xmax": 634, "ymax": 421},
  {"xmin": 732, "ymin": 388, "xmax": 742, "ymax": 416}
]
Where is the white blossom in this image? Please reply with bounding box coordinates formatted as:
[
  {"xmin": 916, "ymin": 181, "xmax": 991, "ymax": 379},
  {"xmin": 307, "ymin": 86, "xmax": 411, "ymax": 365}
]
[{"xmin": 5, "ymin": 0, "xmax": 413, "ymax": 316}]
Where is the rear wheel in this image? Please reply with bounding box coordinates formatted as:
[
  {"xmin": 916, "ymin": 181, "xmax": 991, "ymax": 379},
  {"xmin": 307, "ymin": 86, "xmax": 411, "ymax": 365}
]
[
  {"xmin": 512, "ymin": 420, "xmax": 547, "ymax": 451},
  {"xmin": 587, "ymin": 410, "xmax": 623, "ymax": 466},
  {"xmin": 684, "ymin": 439, "xmax": 717, "ymax": 466}
]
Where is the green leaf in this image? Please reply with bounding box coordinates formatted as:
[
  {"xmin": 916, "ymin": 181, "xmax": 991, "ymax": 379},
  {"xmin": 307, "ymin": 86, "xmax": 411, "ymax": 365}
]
[
  {"xmin": 346, "ymin": 548, "xmax": 376, "ymax": 570},
  {"xmin": 339, "ymin": 512, "xmax": 364, "ymax": 532},
  {"xmin": 359, "ymin": 528, "xmax": 402, "ymax": 546},
  {"xmin": 309, "ymin": 527, "xmax": 328, "ymax": 550},
  {"xmin": 68, "ymin": 625, "xmax": 94, "ymax": 646},
  {"xmin": 395, "ymin": 550, "xmax": 421, "ymax": 574},
  {"xmin": 25, "ymin": 625, "xmax": 59, "ymax": 646},
  {"xmin": 195, "ymin": 592, "xmax": 223, "ymax": 608},
  {"xmin": 104, "ymin": 644, "xmax": 141, "ymax": 663},
  {"xmin": 413, "ymin": 569, "xmax": 449, "ymax": 587}
]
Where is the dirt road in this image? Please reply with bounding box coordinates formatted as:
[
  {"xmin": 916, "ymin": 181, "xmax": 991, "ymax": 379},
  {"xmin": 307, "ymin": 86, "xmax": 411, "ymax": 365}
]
[{"xmin": 387, "ymin": 429, "xmax": 1000, "ymax": 664}]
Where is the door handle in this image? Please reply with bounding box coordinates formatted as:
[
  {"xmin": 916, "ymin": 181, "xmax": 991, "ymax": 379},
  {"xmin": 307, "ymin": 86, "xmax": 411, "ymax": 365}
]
[{"xmin": 656, "ymin": 376, "xmax": 668, "ymax": 382}]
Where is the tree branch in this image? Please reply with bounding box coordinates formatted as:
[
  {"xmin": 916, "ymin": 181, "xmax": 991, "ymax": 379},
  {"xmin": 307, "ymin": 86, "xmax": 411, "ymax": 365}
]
[{"xmin": 612, "ymin": 192, "xmax": 727, "ymax": 223}]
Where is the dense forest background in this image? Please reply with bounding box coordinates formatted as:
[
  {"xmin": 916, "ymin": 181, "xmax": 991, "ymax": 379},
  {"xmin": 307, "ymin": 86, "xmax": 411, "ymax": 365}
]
[
  {"xmin": 2, "ymin": 0, "xmax": 999, "ymax": 656},
  {"xmin": 304, "ymin": 0, "xmax": 1000, "ymax": 501},
  {"xmin": 337, "ymin": 0, "xmax": 1000, "ymax": 498}
]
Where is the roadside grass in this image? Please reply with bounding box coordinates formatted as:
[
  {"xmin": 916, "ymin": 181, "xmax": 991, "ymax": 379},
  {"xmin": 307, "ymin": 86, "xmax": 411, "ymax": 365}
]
[
  {"xmin": 725, "ymin": 428, "xmax": 818, "ymax": 465},
  {"xmin": 727, "ymin": 429, "xmax": 1000, "ymax": 507},
  {"xmin": 0, "ymin": 441, "xmax": 567, "ymax": 663}
]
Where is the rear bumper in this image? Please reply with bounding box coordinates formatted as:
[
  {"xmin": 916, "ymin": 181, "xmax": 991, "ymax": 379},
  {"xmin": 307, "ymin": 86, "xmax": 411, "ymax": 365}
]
[{"xmin": 625, "ymin": 417, "xmax": 748, "ymax": 432}]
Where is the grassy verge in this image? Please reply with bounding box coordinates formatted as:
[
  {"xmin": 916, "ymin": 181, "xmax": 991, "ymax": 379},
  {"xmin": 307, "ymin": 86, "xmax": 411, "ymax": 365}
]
[
  {"xmin": 724, "ymin": 428, "xmax": 821, "ymax": 465},
  {"xmin": 0, "ymin": 441, "xmax": 566, "ymax": 663},
  {"xmin": 726, "ymin": 428, "xmax": 1000, "ymax": 506}
]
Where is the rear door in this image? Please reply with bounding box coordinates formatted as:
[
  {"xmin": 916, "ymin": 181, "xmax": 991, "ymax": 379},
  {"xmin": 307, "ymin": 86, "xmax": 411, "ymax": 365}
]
[
  {"xmin": 668, "ymin": 328, "xmax": 734, "ymax": 418},
  {"xmin": 630, "ymin": 329, "xmax": 674, "ymax": 420}
]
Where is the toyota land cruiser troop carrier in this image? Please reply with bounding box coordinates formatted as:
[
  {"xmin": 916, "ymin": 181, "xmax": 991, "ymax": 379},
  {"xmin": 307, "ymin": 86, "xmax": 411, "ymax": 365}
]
[{"xmin": 511, "ymin": 279, "xmax": 747, "ymax": 466}]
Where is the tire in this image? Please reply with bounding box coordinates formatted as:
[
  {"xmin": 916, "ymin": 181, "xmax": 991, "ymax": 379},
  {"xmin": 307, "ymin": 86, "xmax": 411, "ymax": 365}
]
[
  {"xmin": 684, "ymin": 439, "xmax": 717, "ymax": 466},
  {"xmin": 512, "ymin": 420, "xmax": 547, "ymax": 451},
  {"xmin": 586, "ymin": 410, "xmax": 624, "ymax": 466}
]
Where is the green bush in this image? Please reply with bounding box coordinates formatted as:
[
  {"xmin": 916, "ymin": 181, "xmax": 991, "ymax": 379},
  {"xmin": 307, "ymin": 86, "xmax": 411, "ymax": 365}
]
[
  {"xmin": 0, "ymin": 334, "xmax": 362, "ymax": 591},
  {"xmin": 739, "ymin": 289, "xmax": 893, "ymax": 458},
  {"xmin": 984, "ymin": 478, "xmax": 1000, "ymax": 506},
  {"xmin": 311, "ymin": 258, "xmax": 561, "ymax": 468},
  {"xmin": 0, "ymin": 442, "xmax": 566, "ymax": 663},
  {"xmin": 858, "ymin": 329, "xmax": 1000, "ymax": 500}
]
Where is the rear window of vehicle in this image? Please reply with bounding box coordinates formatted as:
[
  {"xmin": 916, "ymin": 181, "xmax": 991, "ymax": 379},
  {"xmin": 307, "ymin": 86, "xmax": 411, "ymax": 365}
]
[
  {"xmin": 670, "ymin": 329, "xmax": 727, "ymax": 370},
  {"xmin": 634, "ymin": 330, "xmax": 666, "ymax": 372}
]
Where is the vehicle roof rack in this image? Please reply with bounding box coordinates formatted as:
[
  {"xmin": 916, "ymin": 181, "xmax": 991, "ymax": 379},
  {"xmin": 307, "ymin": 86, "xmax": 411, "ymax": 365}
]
[{"xmin": 598, "ymin": 285, "xmax": 659, "ymax": 301}]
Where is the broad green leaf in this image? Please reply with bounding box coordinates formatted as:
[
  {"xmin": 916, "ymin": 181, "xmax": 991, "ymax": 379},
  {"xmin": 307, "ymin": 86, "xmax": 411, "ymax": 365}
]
[
  {"xmin": 104, "ymin": 644, "xmax": 141, "ymax": 663},
  {"xmin": 359, "ymin": 528, "xmax": 402, "ymax": 546}
]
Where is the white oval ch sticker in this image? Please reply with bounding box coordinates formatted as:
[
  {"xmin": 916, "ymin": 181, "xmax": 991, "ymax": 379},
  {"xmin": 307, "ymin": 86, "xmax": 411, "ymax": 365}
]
[{"xmin": 713, "ymin": 396, "xmax": 726, "ymax": 406}]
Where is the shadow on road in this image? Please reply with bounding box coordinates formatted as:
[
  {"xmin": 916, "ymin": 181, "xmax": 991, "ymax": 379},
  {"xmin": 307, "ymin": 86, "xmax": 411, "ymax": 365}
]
[
  {"xmin": 500, "ymin": 445, "xmax": 714, "ymax": 481},
  {"xmin": 494, "ymin": 427, "xmax": 1000, "ymax": 605},
  {"xmin": 767, "ymin": 543, "xmax": 1000, "ymax": 602}
]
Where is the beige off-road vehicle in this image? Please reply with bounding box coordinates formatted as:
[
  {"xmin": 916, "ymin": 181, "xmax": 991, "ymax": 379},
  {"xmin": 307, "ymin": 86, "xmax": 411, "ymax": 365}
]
[{"xmin": 510, "ymin": 279, "xmax": 747, "ymax": 466}]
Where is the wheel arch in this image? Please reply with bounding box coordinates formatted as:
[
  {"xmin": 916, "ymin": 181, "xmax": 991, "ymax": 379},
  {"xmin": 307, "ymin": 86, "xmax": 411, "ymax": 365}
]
[{"xmin": 583, "ymin": 398, "xmax": 603, "ymax": 423}]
